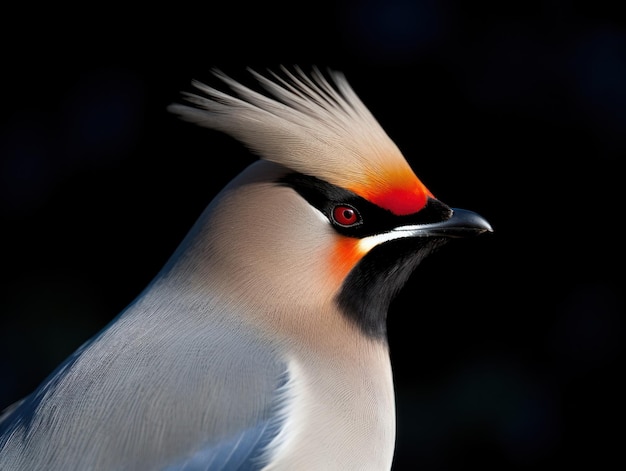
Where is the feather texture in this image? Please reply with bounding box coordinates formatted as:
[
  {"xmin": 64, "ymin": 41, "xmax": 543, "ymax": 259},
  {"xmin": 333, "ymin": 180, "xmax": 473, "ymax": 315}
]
[
  {"xmin": 167, "ymin": 66, "xmax": 433, "ymax": 215},
  {"xmin": 0, "ymin": 66, "xmax": 491, "ymax": 471}
]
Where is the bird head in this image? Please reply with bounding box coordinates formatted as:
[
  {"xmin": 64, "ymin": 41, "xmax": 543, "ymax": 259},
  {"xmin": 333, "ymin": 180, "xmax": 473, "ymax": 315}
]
[{"xmin": 167, "ymin": 66, "xmax": 492, "ymax": 341}]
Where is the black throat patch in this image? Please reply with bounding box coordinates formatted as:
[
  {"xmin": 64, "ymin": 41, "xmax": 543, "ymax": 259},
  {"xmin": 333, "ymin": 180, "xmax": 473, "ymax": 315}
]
[{"xmin": 278, "ymin": 172, "xmax": 453, "ymax": 340}]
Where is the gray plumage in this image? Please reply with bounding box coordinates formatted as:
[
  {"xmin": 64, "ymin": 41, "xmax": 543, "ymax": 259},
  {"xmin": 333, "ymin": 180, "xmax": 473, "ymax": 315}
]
[{"xmin": 0, "ymin": 67, "xmax": 492, "ymax": 470}]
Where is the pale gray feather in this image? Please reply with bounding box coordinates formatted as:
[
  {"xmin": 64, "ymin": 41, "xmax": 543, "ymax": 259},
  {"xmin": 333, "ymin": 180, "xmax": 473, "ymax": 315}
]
[{"xmin": 0, "ymin": 172, "xmax": 291, "ymax": 470}]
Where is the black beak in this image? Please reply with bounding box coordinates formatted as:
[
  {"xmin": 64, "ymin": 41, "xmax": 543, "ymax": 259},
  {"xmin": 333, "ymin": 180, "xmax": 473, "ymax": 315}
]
[{"xmin": 392, "ymin": 208, "xmax": 493, "ymax": 239}]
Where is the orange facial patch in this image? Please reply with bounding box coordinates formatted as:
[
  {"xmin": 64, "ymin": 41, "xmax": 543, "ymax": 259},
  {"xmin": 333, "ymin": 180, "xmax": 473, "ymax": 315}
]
[
  {"xmin": 350, "ymin": 170, "xmax": 434, "ymax": 216},
  {"xmin": 330, "ymin": 236, "xmax": 368, "ymax": 282}
]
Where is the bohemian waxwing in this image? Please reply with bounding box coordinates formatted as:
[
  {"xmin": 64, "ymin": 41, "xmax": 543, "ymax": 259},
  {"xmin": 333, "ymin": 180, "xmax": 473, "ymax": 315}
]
[{"xmin": 0, "ymin": 66, "xmax": 492, "ymax": 470}]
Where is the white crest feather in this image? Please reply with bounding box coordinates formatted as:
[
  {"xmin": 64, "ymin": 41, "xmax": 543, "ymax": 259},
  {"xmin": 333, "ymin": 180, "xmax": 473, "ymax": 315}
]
[{"xmin": 167, "ymin": 66, "xmax": 418, "ymax": 195}]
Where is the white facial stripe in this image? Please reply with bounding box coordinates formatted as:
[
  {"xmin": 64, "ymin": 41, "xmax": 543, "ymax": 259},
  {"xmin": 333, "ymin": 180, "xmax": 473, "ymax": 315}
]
[{"xmin": 356, "ymin": 225, "xmax": 431, "ymax": 253}]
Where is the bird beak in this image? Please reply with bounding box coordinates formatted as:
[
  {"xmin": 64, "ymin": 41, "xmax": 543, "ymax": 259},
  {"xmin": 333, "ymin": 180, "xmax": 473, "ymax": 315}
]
[{"xmin": 393, "ymin": 208, "xmax": 493, "ymax": 239}]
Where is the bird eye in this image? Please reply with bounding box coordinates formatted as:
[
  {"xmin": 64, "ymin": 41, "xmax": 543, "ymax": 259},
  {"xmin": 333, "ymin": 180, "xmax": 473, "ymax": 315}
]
[{"xmin": 332, "ymin": 205, "xmax": 361, "ymax": 227}]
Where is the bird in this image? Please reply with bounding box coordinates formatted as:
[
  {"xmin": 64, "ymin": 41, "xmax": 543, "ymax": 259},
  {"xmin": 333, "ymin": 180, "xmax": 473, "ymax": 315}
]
[{"xmin": 0, "ymin": 66, "xmax": 492, "ymax": 470}]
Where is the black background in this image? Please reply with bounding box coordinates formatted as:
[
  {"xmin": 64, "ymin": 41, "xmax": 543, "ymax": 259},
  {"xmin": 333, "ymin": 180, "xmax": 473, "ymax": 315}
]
[{"xmin": 1, "ymin": 1, "xmax": 623, "ymax": 469}]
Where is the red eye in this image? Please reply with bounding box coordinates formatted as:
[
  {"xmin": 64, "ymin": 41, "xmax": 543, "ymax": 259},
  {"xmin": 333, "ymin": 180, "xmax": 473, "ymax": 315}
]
[{"xmin": 333, "ymin": 205, "xmax": 361, "ymax": 226}]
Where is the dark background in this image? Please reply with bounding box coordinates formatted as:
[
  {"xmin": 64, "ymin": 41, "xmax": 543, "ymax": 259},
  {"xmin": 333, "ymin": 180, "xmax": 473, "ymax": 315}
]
[{"xmin": 1, "ymin": 1, "xmax": 623, "ymax": 469}]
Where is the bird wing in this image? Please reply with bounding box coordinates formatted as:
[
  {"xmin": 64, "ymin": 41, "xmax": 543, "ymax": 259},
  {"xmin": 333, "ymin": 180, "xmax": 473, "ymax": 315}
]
[
  {"xmin": 0, "ymin": 290, "xmax": 291, "ymax": 471},
  {"xmin": 163, "ymin": 415, "xmax": 283, "ymax": 471},
  {"xmin": 0, "ymin": 399, "xmax": 26, "ymax": 424}
]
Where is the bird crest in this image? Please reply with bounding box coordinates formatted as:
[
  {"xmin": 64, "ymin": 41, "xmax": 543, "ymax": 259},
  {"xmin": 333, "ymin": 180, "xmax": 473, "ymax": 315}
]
[{"xmin": 168, "ymin": 66, "xmax": 433, "ymax": 215}]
